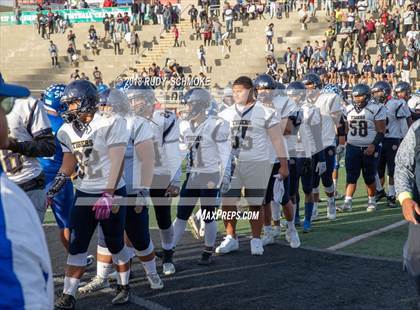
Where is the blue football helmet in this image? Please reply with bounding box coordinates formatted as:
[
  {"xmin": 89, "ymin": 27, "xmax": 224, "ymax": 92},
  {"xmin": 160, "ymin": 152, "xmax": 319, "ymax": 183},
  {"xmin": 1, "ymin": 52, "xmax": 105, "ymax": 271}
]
[
  {"xmin": 394, "ymin": 81, "xmax": 412, "ymax": 99},
  {"xmin": 98, "ymin": 88, "xmax": 131, "ymax": 117},
  {"xmin": 352, "ymin": 83, "xmax": 371, "ymax": 108},
  {"xmin": 286, "ymin": 81, "xmax": 306, "ymax": 104},
  {"xmin": 322, "ymin": 83, "xmax": 343, "ymax": 97},
  {"xmin": 124, "ymin": 83, "xmax": 156, "ymax": 117},
  {"xmin": 97, "ymin": 83, "xmax": 110, "ymax": 94},
  {"xmin": 254, "ymin": 74, "xmax": 276, "ymax": 90},
  {"xmin": 43, "ymin": 83, "xmax": 66, "ymax": 113}
]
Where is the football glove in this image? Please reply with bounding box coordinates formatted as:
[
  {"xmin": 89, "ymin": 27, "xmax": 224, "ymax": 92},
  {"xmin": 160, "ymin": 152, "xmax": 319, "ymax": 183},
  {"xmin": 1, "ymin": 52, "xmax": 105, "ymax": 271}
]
[
  {"xmin": 273, "ymin": 175, "xmax": 284, "ymax": 205},
  {"xmin": 220, "ymin": 174, "xmax": 231, "ymax": 194},
  {"xmin": 92, "ymin": 193, "xmax": 114, "ymax": 220},
  {"xmin": 336, "ymin": 144, "xmax": 346, "ymax": 156},
  {"xmin": 315, "ymin": 161, "xmax": 327, "ymax": 176},
  {"xmin": 136, "ymin": 187, "xmax": 150, "ymax": 207},
  {"xmin": 46, "ymin": 172, "xmax": 67, "ymax": 199}
]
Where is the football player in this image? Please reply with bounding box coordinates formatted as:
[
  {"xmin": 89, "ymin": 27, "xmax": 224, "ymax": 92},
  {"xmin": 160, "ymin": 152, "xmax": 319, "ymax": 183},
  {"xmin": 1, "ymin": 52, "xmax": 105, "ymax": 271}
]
[
  {"xmin": 302, "ymin": 74, "xmax": 342, "ymax": 222},
  {"xmin": 340, "ymin": 84, "xmax": 386, "ymax": 212},
  {"xmin": 288, "ymin": 81, "xmax": 325, "ymax": 233},
  {"xmin": 39, "ymin": 84, "xmax": 74, "ymax": 250},
  {"xmin": 395, "ymin": 81, "xmax": 419, "ymax": 121},
  {"xmin": 253, "ymin": 74, "xmax": 300, "ymax": 248},
  {"xmin": 216, "ymin": 76, "xmax": 289, "ymax": 256},
  {"xmin": 372, "ymin": 81, "xmax": 412, "ymax": 207},
  {"xmin": 0, "ymin": 76, "xmax": 54, "ymax": 310},
  {"xmin": 172, "ymin": 87, "xmax": 231, "ymax": 265},
  {"xmin": 0, "ymin": 80, "xmax": 56, "ymax": 222},
  {"xmin": 78, "ymin": 86, "xmax": 164, "ymax": 295},
  {"xmin": 47, "ymin": 80, "xmax": 132, "ymax": 309}
]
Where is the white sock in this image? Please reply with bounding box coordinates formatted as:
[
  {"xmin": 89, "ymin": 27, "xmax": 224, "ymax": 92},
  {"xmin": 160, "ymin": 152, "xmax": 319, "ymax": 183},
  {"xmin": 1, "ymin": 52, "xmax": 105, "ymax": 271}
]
[
  {"xmin": 117, "ymin": 270, "xmax": 130, "ymax": 285},
  {"xmin": 345, "ymin": 196, "xmax": 352, "ymax": 203},
  {"xmin": 159, "ymin": 227, "xmax": 174, "ymax": 250},
  {"xmin": 97, "ymin": 261, "xmax": 113, "ymax": 279},
  {"xmin": 263, "ymin": 225, "xmax": 272, "ymax": 235},
  {"xmin": 368, "ymin": 196, "xmax": 376, "ymax": 204},
  {"xmin": 327, "ymin": 196, "xmax": 335, "ymax": 204},
  {"xmin": 313, "ymin": 202, "xmax": 318, "ymax": 209},
  {"xmin": 204, "ymin": 221, "xmax": 217, "ymax": 248},
  {"xmin": 375, "ymin": 174, "xmax": 383, "ymax": 191},
  {"xmin": 286, "ymin": 221, "xmax": 295, "ymax": 230},
  {"xmin": 141, "ymin": 257, "xmax": 157, "ymax": 275},
  {"xmin": 333, "ymin": 179, "xmax": 337, "ymax": 192},
  {"xmin": 63, "ymin": 277, "xmax": 80, "ymax": 296},
  {"xmin": 388, "ymin": 185, "xmax": 396, "ymax": 196},
  {"xmin": 172, "ymin": 218, "xmax": 187, "ymax": 248},
  {"xmin": 127, "ymin": 246, "xmax": 136, "ymax": 259}
]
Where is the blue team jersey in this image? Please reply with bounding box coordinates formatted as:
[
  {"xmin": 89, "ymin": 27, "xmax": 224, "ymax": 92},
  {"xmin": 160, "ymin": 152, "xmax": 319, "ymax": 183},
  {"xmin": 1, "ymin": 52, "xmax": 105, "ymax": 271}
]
[{"xmin": 38, "ymin": 114, "xmax": 64, "ymax": 176}]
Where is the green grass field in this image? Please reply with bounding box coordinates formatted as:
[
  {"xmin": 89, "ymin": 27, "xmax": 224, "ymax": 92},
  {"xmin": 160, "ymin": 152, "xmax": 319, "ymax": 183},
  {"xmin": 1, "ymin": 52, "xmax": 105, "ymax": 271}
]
[{"xmin": 44, "ymin": 165, "xmax": 407, "ymax": 260}]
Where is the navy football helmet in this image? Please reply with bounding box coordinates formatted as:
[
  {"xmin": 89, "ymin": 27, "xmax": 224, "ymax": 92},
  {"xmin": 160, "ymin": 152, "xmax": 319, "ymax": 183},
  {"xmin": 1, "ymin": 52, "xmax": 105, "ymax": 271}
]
[
  {"xmin": 394, "ymin": 81, "xmax": 412, "ymax": 100},
  {"xmin": 371, "ymin": 81, "xmax": 392, "ymax": 103},
  {"xmin": 180, "ymin": 88, "xmax": 212, "ymax": 120},
  {"xmin": 286, "ymin": 81, "xmax": 306, "ymax": 104},
  {"xmin": 60, "ymin": 80, "xmax": 99, "ymax": 129},
  {"xmin": 98, "ymin": 88, "xmax": 131, "ymax": 117},
  {"xmin": 351, "ymin": 83, "xmax": 371, "ymax": 108},
  {"xmin": 302, "ymin": 73, "xmax": 322, "ymax": 89},
  {"xmin": 43, "ymin": 83, "xmax": 66, "ymax": 113},
  {"xmin": 124, "ymin": 83, "xmax": 156, "ymax": 117},
  {"xmin": 254, "ymin": 74, "xmax": 276, "ymax": 90}
]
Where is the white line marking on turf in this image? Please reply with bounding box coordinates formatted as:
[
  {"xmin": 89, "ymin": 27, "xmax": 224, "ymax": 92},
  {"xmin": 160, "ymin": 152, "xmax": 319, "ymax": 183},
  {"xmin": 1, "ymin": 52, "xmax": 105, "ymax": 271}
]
[
  {"xmin": 327, "ymin": 220, "xmax": 407, "ymax": 251},
  {"xmin": 130, "ymin": 294, "xmax": 171, "ymax": 310}
]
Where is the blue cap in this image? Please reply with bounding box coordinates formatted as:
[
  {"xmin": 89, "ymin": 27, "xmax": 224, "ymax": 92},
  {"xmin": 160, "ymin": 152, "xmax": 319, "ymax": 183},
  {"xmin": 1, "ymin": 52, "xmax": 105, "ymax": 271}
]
[{"xmin": 0, "ymin": 74, "xmax": 30, "ymax": 98}]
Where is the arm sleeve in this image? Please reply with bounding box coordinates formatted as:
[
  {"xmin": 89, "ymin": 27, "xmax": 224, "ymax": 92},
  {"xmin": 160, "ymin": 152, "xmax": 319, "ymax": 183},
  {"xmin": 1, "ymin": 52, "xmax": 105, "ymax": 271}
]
[
  {"xmin": 8, "ymin": 134, "xmax": 56, "ymax": 158},
  {"xmin": 395, "ymin": 123, "xmax": 417, "ymax": 197}
]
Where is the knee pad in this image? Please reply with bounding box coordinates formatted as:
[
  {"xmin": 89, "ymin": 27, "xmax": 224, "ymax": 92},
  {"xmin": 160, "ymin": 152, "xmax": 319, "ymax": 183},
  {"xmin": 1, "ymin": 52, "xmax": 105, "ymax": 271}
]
[
  {"xmin": 271, "ymin": 201, "xmax": 281, "ymax": 221},
  {"xmin": 97, "ymin": 245, "xmax": 111, "ymax": 256},
  {"xmin": 67, "ymin": 253, "xmax": 88, "ymax": 266},
  {"xmin": 324, "ymin": 184, "xmax": 335, "ymax": 195},
  {"xmin": 111, "ymin": 246, "xmax": 131, "ymax": 265},
  {"xmin": 135, "ymin": 239, "xmax": 154, "ymax": 257}
]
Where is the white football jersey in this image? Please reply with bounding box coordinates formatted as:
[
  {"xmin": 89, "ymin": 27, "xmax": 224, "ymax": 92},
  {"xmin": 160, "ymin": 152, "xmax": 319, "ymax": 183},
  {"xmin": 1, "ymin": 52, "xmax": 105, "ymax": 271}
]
[
  {"xmin": 344, "ymin": 101, "xmax": 386, "ymax": 147},
  {"xmin": 0, "ymin": 172, "xmax": 53, "ymax": 309},
  {"xmin": 1, "ymin": 97, "xmax": 52, "ymax": 184},
  {"xmin": 179, "ymin": 116, "xmax": 231, "ymax": 174},
  {"xmin": 296, "ymin": 102, "xmax": 322, "ymax": 158},
  {"xmin": 124, "ymin": 115, "xmax": 154, "ymax": 194},
  {"xmin": 219, "ymin": 101, "xmax": 280, "ymax": 162},
  {"xmin": 267, "ymin": 95, "xmax": 297, "ymax": 162},
  {"xmin": 314, "ymin": 93, "xmax": 343, "ymax": 148},
  {"xmin": 383, "ymin": 98, "xmax": 411, "ymax": 139},
  {"xmin": 150, "ymin": 110, "xmax": 182, "ymax": 179},
  {"xmin": 57, "ymin": 113, "xmax": 129, "ymax": 194}
]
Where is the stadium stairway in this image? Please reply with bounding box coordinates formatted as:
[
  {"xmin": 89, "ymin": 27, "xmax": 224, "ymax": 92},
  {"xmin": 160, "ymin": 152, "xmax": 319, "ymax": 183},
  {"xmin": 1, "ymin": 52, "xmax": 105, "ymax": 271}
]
[{"xmin": 0, "ymin": 21, "xmax": 164, "ymax": 95}]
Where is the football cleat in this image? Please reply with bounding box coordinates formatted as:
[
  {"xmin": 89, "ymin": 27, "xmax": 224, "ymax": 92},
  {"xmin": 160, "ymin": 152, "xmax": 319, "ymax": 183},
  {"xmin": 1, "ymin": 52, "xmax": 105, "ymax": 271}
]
[
  {"xmin": 327, "ymin": 200, "xmax": 336, "ymax": 220},
  {"xmin": 55, "ymin": 293, "xmax": 75, "ymax": 310},
  {"xmin": 250, "ymin": 238, "xmax": 264, "ymax": 255},
  {"xmin": 147, "ymin": 272, "xmax": 164, "ymax": 290},
  {"xmin": 78, "ymin": 276, "xmax": 109, "ymax": 295},
  {"xmin": 366, "ymin": 202, "xmax": 377, "ymax": 212},
  {"xmin": 197, "ymin": 250, "xmax": 214, "ymax": 266},
  {"xmin": 188, "ymin": 215, "xmax": 201, "ymax": 239},
  {"xmin": 272, "ymin": 226, "xmax": 281, "ymax": 238},
  {"xmin": 375, "ymin": 189, "xmax": 387, "ymax": 202},
  {"xmin": 162, "ymin": 249, "xmax": 176, "ymax": 276},
  {"xmin": 112, "ymin": 285, "xmax": 130, "ymax": 305},
  {"xmin": 387, "ymin": 196, "xmax": 397, "ymax": 208},
  {"xmin": 334, "ymin": 191, "xmax": 344, "ymax": 200},
  {"xmin": 286, "ymin": 227, "xmax": 301, "ymax": 248},
  {"xmin": 261, "ymin": 231, "xmax": 275, "ymax": 246},
  {"xmin": 215, "ymin": 235, "xmax": 239, "ymax": 254},
  {"xmin": 338, "ymin": 201, "xmax": 352, "ymax": 212}
]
